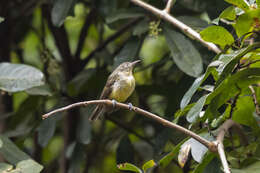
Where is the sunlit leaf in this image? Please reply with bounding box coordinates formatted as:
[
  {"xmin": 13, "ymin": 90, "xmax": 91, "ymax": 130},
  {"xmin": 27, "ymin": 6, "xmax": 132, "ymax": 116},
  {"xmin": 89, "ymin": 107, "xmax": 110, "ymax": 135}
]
[
  {"xmin": 178, "ymin": 143, "xmax": 191, "ymax": 168},
  {"xmin": 219, "ymin": 6, "xmax": 236, "ymax": 20},
  {"xmin": 0, "ymin": 63, "xmax": 45, "ymax": 92},
  {"xmin": 224, "ymin": 0, "xmax": 250, "ymax": 12},
  {"xmin": 200, "ymin": 26, "xmax": 234, "ymax": 46},
  {"xmin": 164, "ymin": 25, "xmax": 203, "ymax": 77},
  {"xmin": 142, "ymin": 160, "xmax": 156, "ymax": 172},
  {"xmin": 117, "ymin": 163, "xmax": 142, "ymax": 173},
  {"xmin": 51, "ymin": 0, "xmax": 77, "ymax": 26}
]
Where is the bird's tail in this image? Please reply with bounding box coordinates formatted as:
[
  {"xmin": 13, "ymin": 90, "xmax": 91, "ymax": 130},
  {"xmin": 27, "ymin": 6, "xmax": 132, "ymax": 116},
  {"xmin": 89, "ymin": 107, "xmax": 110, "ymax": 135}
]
[{"xmin": 89, "ymin": 105, "xmax": 104, "ymax": 121}]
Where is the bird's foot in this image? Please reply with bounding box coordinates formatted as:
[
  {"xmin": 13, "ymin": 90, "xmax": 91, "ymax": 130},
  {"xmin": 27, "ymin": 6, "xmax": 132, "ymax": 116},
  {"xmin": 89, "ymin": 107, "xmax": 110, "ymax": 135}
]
[
  {"xmin": 112, "ymin": 99, "xmax": 117, "ymax": 108},
  {"xmin": 128, "ymin": 103, "xmax": 133, "ymax": 111}
]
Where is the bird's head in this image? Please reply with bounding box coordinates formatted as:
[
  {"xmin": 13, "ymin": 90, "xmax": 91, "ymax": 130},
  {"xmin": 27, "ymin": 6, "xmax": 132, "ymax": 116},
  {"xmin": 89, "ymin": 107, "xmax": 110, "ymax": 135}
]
[{"xmin": 116, "ymin": 60, "xmax": 141, "ymax": 74}]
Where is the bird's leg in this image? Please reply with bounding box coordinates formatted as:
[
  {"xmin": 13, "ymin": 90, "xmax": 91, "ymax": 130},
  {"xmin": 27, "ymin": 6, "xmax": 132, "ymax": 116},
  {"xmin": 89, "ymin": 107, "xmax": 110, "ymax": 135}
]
[
  {"xmin": 112, "ymin": 99, "xmax": 117, "ymax": 108},
  {"xmin": 128, "ymin": 103, "xmax": 133, "ymax": 111}
]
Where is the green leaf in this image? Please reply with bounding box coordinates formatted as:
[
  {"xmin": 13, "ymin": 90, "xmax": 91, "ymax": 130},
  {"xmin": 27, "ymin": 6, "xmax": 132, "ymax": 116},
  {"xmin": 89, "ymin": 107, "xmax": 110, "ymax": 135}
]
[
  {"xmin": 193, "ymin": 153, "xmax": 216, "ymax": 173},
  {"xmin": 0, "ymin": 63, "xmax": 45, "ymax": 92},
  {"xmin": 234, "ymin": 9, "xmax": 260, "ymax": 37},
  {"xmin": 133, "ymin": 19, "xmax": 149, "ymax": 36},
  {"xmin": 113, "ymin": 37, "xmax": 142, "ymax": 69},
  {"xmin": 200, "ymin": 26, "xmax": 234, "ymax": 46},
  {"xmin": 257, "ymin": 0, "xmax": 260, "ymax": 8},
  {"xmin": 51, "ymin": 0, "xmax": 77, "ymax": 27},
  {"xmin": 0, "ymin": 135, "xmax": 43, "ymax": 172},
  {"xmin": 142, "ymin": 160, "xmax": 156, "ymax": 172},
  {"xmin": 26, "ymin": 85, "xmax": 52, "ymax": 96},
  {"xmin": 177, "ymin": 16, "xmax": 208, "ymax": 31},
  {"xmin": 186, "ymin": 94, "xmax": 209, "ymax": 123},
  {"xmin": 219, "ymin": 6, "xmax": 236, "ymax": 20},
  {"xmin": 117, "ymin": 163, "xmax": 142, "ymax": 173},
  {"xmin": 76, "ymin": 108, "xmax": 92, "ymax": 144},
  {"xmin": 163, "ymin": 25, "xmax": 203, "ymax": 77},
  {"xmin": 106, "ymin": 8, "xmax": 145, "ymax": 23},
  {"xmin": 224, "ymin": 0, "xmax": 250, "ymax": 12}
]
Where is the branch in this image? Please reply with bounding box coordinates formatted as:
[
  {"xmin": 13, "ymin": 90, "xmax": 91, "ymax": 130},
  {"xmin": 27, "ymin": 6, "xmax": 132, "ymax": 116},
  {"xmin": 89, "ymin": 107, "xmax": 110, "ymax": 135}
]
[
  {"xmin": 42, "ymin": 99, "xmax": 215, "ymax": 152},
  {"xmin": 249, "ymin": 85, "xmax": 260, "ymax": 116},
  {"xmin": 216, "ymin": 119, "xmax": 248, "ymax": 173},
  {"xmin": 75, "ymin": 9, "xmax": 96, "ymax": 59},
  {"xmin": 81, "ymin": 18, "xmax": 142, "ymax": 66},
  {"xmin": 130, "ymin": 0, "xmax": 221, "ymax": 54},
  {"xmin": 164, "ymin": 0, "xmax": 175, "ymax": 13}
]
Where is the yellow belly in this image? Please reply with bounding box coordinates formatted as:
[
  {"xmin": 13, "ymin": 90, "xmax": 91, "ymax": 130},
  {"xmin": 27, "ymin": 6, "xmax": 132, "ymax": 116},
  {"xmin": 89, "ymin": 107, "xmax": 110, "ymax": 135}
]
[{"xmin": 109, "ymin": 75, "xmax": 135, "ymax": 102}]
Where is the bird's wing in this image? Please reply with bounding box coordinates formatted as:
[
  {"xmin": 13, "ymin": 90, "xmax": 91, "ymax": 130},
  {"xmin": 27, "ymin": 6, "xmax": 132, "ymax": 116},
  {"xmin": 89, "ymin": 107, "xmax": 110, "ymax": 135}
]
[{"xmin": 99, "ymin": 73, "xmax": 118, "ymax": 99}]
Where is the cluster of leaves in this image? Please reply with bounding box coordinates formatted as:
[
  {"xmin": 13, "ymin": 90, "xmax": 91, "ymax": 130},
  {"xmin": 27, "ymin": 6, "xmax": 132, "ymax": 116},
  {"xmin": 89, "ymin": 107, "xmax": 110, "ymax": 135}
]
[{"xmin": 0, "ymin": 0, "xmax": 259, "ymax": 173}]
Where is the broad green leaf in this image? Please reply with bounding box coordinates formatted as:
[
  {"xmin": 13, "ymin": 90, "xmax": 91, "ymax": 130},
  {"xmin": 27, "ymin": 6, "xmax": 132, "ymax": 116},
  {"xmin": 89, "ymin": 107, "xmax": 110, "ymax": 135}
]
[
  {"xmin": 219, "ymin": 6, "xmax": 236, "ymax": 20},
  {"xmin": 51, "ymin": 0, "xmax": 77, "ymax": 26},
  {"xmin": 133, "ymin": 19, "xmax": 149, "ymax": 36},
  {"xmin": 174, "ymin": 103, "xmax": 196, "ymax": 122},
  {"xmin": 142, "ymin": 160, "xmax": 156, "ymax": 172},
  {"xmin": 106, "ymin": 8, "xmax": 145, "ymax": 23},
  {"xmin": 177, "ymin": 16, "xmax": 208, "ymax": 31},
  {"xmin": 26, "ymin": 85, "xmax": 52, "ymax": 96},
  {"xmin": 0, "ymin": 135, "xmax": 43, "ymax": 172},
  {"xmin": 232, "ymin": 161, "xmax": 260, "ymax": 172},
  {"xmin": 16, "ymin": 159, "xmax": 43, "ymax": 173},
  {"xmin": 117, "ymin": 163, "xmax": 142, "ymax": 173},
  {"xmin": 224, "ymin": 0, "xmax": 250, "ymax": 12},
  {"xmin": 113, "ymin": 37, "xmax": 142, "ymax": 69},
  {"xmin": 257, "ymin": 0, "xmax": 260, "ymax": 8},
  {"xmin": 0, "ymin": 17, "xmax": 4, "ymax": 23},
  {"xmin": 158, "ymin": 138, "xmax": 186, "ymax": 168},
  {"xmin": 186, "ymin": 94, "xmax": 209, "ymax": 123},
  {"xmin": 76, "ymin": 108, "xmax": 92, "ymax": 144},
  {"xmin": 163, "ymin": 25, "xmax": 203, "ymax": 77},
  {"xmin": 234, "ymin": 9, "xmax": 260, "ymax": 37},
  {"xmin": 193, "ymin": 153, "xmax": 216, "ymax": 173},
  {"xmin": 200, "ymin": 26, "xmax": 234, "ymax": 46},
  {"xmin": 0, "ymin": 63, "xmax": 45, "ymax": 92}
]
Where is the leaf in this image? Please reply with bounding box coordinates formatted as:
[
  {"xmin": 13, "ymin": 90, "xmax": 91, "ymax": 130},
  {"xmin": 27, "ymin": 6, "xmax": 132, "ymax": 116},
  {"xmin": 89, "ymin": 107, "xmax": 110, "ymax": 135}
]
[
  {"xmin": 219, "ymin": 6, "xmax": 236, "ymax": 20},
  {"xmin": 26, "ymin": 85, "xmax": 52, "ymax": 96},
  {"xmin": 224, "ymin": 0, "xmax": 250, "ymax": 12},
  {"xmin": 106, "ymin": 8, "xmax": 145, "ymax": 23},
  {"xmin": 113, "ymin": 37, "xmax": 142, "ymax": 69},
  {"xmin": 0, "ymin": 163, "xmax": 13, "ymax": 172},
  {"xmin": 76, "ymin": 108, "xmax": 92, "ymax": 144},
  {"xmin": 68, "ymin": 143, "xmax": 85, "ymax": 173},
  {"xmin": 193, "ymin": 153, "xmax": 216, "ymax": 173},
  {"xmin": 117, "ymin": 163, "xmax": 142, "ymax": 173},
  {"xmin": 0, "ymin": 135, "xmax": 43, "ymax": 172},
  {"xmin": 51, "ymin": 0, "xmax": 78, "ymax": 27},
  {"xmin": 177, "ymin": 16, "xmax": 208, "ymax": 31},
  {"xmin": 200, "ymin": 26, "xmax": 234, "ymax": 46},
  {"xmin": 178, "ymin": 143, "xmax": 191, "ymax": 168},
  {"xmin": 164, "ymin": 25, "xmax": 203, "ymax": 77},
  {"xmin": 234, "ymin": 9, "xmax": 260, "ymax": 37},
  {"xmin": 142, "ymin": 160, "xmax": 156, "ymax": 172},
  {"xmin": 133, "ymin": 19, "xmax": 149, "ymax": 36},
  {"xmin": 186, "ymin": 94, "xmax": 209, "ymax": 123},
  {"xmin": 0, "ymin": 63, "xmax": 45, "ymax": 92},
  {"xmin": 116, "ymin": 136, "xmax": 135, "ymax": 164}
]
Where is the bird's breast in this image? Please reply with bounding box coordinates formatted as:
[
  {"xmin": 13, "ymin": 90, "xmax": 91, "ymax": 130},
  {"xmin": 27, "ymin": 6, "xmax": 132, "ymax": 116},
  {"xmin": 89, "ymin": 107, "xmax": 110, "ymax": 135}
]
[{"xmin": 109, "ymin": 74, "xmax": 135, "ymax": 102}]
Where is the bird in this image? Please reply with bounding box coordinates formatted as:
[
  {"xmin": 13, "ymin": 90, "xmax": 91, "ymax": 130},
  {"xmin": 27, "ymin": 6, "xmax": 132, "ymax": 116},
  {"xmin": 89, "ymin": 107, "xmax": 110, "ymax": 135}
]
[{"xmin": 89, "ymin": 60, "xmax": 141, "ymax": 121}]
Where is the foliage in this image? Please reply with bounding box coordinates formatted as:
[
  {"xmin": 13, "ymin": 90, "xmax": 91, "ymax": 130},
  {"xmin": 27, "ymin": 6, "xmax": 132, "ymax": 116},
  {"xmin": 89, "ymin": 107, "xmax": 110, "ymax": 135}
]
[{"xmin": 0, "ymin": 0, "xmax": 259, "ymax": 173}]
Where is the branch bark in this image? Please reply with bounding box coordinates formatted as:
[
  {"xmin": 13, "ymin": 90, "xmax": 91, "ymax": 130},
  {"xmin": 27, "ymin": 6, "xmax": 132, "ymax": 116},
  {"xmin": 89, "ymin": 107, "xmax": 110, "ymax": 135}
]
[
  {"xmin": 42, "ymin": 99, "xmax": 216, "ymax": 152},
  {"xmin": 130, "ymin": 0, "xmax": 221, "ymax": 54}
]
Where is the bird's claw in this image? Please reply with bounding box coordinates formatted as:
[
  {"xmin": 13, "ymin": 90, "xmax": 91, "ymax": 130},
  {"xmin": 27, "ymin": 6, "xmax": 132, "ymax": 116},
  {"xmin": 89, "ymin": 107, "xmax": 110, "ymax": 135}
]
[
  {"xmin": 112, "ymin": 99, "xmax": 117, "ymax": 108},
  {"xmin": 128, "ymin": 103, "xmax": 133, "ymax": 111}
]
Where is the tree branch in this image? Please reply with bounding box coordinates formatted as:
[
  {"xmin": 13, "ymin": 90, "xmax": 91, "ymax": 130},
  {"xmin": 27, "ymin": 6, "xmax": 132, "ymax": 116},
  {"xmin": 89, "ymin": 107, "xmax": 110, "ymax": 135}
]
[
  {"xmin": 216, "ymin": 119, "xmax": 248, "ymax": 173},
  {"xmin": 164, "ymin": 0, "xmax": 175, "ymax": 13},
  {"xmin": 75, "ymin": 9, "xmax": 96, "ymax": 59},
  {"xmin": 249, "ymin": 85, "xmax": 260, "ymax": 116},
  {"xmin": 81, "ymin": 18, "xmax": 142, "ymax": 67},
  {"xmin": 130, "ymin": 0, "xmax": 221, "ymax": 54},
  {"xmin": 42, "ymin": 99, "xmax": 216, "ymax": 152}
]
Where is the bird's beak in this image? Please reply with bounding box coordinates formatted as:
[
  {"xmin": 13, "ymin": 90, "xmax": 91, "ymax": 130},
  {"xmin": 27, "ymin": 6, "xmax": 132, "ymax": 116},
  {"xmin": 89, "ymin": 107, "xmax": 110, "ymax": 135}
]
[{"xmin": 131, "ymin": 60, "xmax": 141, "ymax": 67}]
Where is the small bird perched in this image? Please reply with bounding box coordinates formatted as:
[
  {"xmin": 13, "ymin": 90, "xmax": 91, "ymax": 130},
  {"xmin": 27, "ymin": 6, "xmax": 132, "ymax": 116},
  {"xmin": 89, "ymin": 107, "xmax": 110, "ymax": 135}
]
[{"xmin": 89, "ymin": 60, "xmax": 141, "ymax": 121}]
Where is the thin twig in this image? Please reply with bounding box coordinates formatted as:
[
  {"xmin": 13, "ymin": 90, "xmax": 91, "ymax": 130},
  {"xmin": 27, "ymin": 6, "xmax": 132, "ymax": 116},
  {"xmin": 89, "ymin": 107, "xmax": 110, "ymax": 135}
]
[
  {"xmin": 249, "ymin": 85, "xmax": 260, "ymax": 116},
  {"xmin": 164, "ymin": 0, "xmax": 175, "ymax": 13},
  {"xmin": 216, "ymin": 119, "xmax": 248, "ymax": 173},
  {"xmin": 130, "ymin": 0, "xmax": 221, "ymax": 54},
  {"xmin": 81, "ymin": 18, "xmax": 142, "ymax": 66},
  {"xmin": 42, "ymin": 99, "xmax": 215, "ymax": 151}
]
